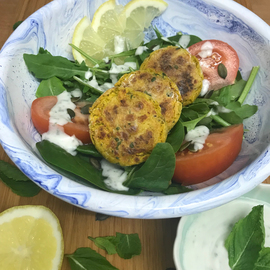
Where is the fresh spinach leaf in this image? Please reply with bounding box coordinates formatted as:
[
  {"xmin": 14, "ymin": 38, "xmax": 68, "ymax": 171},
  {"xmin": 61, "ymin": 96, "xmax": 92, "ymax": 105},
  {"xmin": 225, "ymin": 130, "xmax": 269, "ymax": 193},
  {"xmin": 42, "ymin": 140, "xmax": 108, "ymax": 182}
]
[
  {"xmin": 36, "ymin": 76, "xmax": 66, "ymax": 97},
  {"xmin": 181, "ymin": 113, "xmax": 209, "ymax": 132},
  {"xmin": 254, "ymin": 247, "xmax": 270, "ymax": 270},
  {"xmin": 36, "ymin": 140, "xmax": 140, "ymax": 195},
  {"xmin": 123, "ymin": 143, "xmax": 175, "ymax": 192},
  {"xmin": 218, "ymin": 112, "xmax": 243, "ymax": 125},
  {"xmin": 88, "ymin": 236, "xmax": 117, "ymax": 255},
  {"xmin": 76, "ymin": 145, "xmax": 103, "ymax": 158},
  {"xmin": 66, "ymin": 247, "xmax": 119, "ymax": 270},
  {"xmin": 163, "ymin": 183, "xmax": 192, "ymax": 195},
  {"xmin": 23, "ymin": 52, "xmax": 88, "ymax": 80},
  {"xmin": 166, "ymin": 120, "xmax": 185, "ymax": 153},
  {"xmin": 225, "ymin": 205, "xmax": 265, "ymax": 270},
  {"xmin": 0, "ymin": 160, "xmax": 41, "ymax": 197}
]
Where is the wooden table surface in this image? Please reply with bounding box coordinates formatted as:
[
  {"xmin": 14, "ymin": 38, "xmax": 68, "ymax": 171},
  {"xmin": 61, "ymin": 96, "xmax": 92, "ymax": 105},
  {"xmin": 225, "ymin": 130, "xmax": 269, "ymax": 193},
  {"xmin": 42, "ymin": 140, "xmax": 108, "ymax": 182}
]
[{"xmin": 0, "ymin": 1, "xmax": 269, "ymax": 269}]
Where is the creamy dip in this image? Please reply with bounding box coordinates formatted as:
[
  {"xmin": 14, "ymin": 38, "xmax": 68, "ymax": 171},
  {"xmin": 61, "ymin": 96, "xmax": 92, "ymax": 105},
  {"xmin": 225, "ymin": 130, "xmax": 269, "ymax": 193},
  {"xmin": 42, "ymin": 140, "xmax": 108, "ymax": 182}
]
[{"xmin": 179, "ymin": 198, "xmax": 270, "ymax": 270}]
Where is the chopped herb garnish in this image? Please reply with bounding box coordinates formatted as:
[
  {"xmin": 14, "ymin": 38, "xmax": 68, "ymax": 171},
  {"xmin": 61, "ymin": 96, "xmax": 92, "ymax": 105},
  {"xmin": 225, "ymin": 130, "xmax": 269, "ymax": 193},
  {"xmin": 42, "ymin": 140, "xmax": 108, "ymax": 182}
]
[{"xmin": 151, "ymin": 77, "xmax": 156, "ymax": 82}]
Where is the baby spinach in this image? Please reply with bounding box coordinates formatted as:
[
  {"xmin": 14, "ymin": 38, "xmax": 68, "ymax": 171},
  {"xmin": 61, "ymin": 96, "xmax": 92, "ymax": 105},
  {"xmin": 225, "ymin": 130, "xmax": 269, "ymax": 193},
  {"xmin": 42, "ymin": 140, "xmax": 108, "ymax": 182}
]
[
  {"xmin": 35, "ymin": 76, "xmax": 66, "ymax": 97},
  {"xmin": 225, "ymin": 205, "xmax": 265, "ymax": 270},
  {"xmin": 36, "ymin": 140, "xmax": 140, "ymax": 195},
  {"xmin": 166, "ymin": 120, "xmax": 185, "ymax": 153},
  {"xmin": 0, "ymin": 160, "xmax": 41, "ymax": 197},
  {"xmin": 163, "ymin": 183, "xmax": 192, "ymax": 195},
  {"xmin": 123, "ymin": 143, "xmax": 175, "ymax": 192},
  {"xmin": 76, "ymin": 144, "xmax": 103, "ymax": 158}
]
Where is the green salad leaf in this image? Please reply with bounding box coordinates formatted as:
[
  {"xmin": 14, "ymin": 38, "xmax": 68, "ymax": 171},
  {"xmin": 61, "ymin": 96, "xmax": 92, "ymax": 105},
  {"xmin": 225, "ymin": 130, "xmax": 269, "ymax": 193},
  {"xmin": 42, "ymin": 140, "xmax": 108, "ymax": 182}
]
[
  {"xmin": 124, "ymin": 143, "xmax": 175, "ymax": 192},
  {"xmin": 0, "ymin": 160, "xmax": 41, "ymax": 197},
  {"xmin": 36, "ymin": 140, "xmax": 140, "ymax": 195},
  {"xmin": 254, "ymin": 247, "xmax": 270, "ymax": 270},
  {"xmin": 166, "ymin": 120, "xmax": 185, "ymax": 153},
  {"xmin": 36, "ymin": 76, "xmax": 66, "ymax": 97},
  {"xmin": 88, "ymin": 233, "xmax": 141, "ymax": 259},
  {"xmin": 163, "ymin": 183, "xmax": 192, "ymax": 195},
  {"xmin": 225, "ymin": 205, "xmax": 265, "ymax": 270},
  {"xmin": 66, "ymin": 247, "xmax": 119, "ymax": 270}
]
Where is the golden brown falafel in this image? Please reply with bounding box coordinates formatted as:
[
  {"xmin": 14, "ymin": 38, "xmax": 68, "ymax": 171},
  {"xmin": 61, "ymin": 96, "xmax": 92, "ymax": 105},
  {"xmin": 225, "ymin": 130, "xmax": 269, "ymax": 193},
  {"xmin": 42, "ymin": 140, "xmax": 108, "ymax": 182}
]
[
  {"xmin": 89, "ymin": 87, "xmax": 167, "ymax": 166},
  {"xmin": 115, "ymin": 70, "xmax": 182, "ymax": 131},
  {"xmin": 140, "ymin": 46, "xmax": 204, "ymax": 106}
]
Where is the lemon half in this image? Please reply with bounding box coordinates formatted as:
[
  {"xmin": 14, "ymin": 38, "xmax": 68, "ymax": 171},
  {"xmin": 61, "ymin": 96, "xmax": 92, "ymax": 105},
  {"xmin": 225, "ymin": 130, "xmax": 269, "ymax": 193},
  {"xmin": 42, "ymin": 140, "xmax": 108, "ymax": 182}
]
[{"xmin": 0, "ymin": 205, "xmax": 64, "ymax": 270}]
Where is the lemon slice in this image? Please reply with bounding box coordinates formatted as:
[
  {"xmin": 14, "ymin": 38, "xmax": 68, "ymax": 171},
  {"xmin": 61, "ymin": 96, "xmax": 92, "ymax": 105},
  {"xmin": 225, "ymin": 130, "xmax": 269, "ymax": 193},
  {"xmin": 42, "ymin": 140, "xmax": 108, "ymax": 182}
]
[
  {"xmin": 72, "ymin": 0, "xmax": 168, "ymax": 65},
  {"xmin": 0, "ymin": 205, "xmax": 64, "ymax": 270}
]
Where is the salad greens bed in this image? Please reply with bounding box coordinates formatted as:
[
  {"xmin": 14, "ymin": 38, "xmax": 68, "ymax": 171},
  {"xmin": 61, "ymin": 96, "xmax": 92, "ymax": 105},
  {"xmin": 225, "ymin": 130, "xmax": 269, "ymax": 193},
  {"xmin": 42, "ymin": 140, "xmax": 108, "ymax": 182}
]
[{"xmin": 23, "ymin": 29, "xmax": 259, "ymax": 195}]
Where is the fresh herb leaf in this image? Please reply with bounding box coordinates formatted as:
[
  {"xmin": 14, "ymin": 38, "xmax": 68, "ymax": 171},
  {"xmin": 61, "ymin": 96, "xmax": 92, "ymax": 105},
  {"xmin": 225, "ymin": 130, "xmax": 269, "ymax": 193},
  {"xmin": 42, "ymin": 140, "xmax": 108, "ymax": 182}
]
[
  {"xmin": 66, "ymin": 247, "xmax": 119, "ymax": 270},
  {"xmin": 88, "ymin": 233, "xmax": 141, "ymax": 259},
  {"xmin": 254, "ymin": 247, "xmax": 270, "ymax": 270},
  {"xmin": 166, "ymin": 120, "xmax": 185, "ymax": 153},
  {"xmin": 76, "ymin": 145, "xmax": 103, "ymax": 158},
  {"xmin": 115, "ymin": 232, "xmax": 141, "ymax": 259},
  {"xmin": 36, "ymin": 140, "xmax": 140, "ymax": 195},
  {"xmin": 163, "ymin": 183, "xmax": 192, "ymax": 195},
  {"xmin": 35, "ymin": 76, "xmax": 66, "ymax": 97},
  {"xmin": 0, "ymin": 160, "xmax": 41, "ymax": 197},
  {"xmin": 88, "ymin": 236, "xmax": 117, "ymax": 255},
  {"xmin": 23, "ymin": 52, "xmax": 88, "ymax": 80},
  {"xmin": 95, "ymin": 213, "xmax": 111, "ymax": 221},
  {"xmin": 225, "ymin": 205, "xmax": 265, "ymax": 270},
  {"xmin": 13, "ymin": 21, "xmax": 23, "ymax": 30},
  {"xmin": 124, "ymin": 143, "xmax": 175, "ymax": 192},
  {"xmin": 181, "ymin": 113, "xmax": 209, "ymax": 132}
]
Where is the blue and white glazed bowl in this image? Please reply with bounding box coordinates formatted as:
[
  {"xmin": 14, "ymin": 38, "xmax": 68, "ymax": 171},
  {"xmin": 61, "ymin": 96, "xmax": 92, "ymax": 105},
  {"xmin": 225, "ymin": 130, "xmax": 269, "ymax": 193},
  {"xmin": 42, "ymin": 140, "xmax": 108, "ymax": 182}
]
[{"xmin": 0, "ymin": 0, "xmax": 270, "ymax": 218}]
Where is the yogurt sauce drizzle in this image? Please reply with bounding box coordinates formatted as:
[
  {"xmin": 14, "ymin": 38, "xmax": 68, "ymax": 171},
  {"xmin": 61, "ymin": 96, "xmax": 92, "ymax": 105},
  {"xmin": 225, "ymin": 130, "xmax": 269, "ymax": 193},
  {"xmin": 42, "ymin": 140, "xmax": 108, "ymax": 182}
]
[
  {"xmin": 101, "ymin": 159, "xmax": 129, "ymax": 191},
  {"xmin": 41, "ymin": 91, "xmax": 82, "ymax": 156},
  {"xmin": 181, "ymin": 199, "xmax": 270, "ymax": 270},
  {"xmin": 198, "ymin": 41, "xmax": 213, "ymax": 58},
  {"xmin": 185, "ymin": 126, "xmax": 210, "ymax": 151}
]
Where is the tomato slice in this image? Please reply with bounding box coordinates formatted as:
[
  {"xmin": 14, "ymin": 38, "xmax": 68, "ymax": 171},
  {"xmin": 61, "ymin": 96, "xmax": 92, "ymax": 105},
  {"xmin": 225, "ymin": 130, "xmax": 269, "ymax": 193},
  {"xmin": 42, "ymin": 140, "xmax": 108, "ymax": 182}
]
[
  {"xmin": 188, "ymin": 40, "xmax": 239, "ymax": 91},
  {"xmin": 31, "ymin": 96, "xmax": 91, "ymax": 144},
  {"xmin": 173, "ymin": 124, "xmax": 244, "ymax": 185}
]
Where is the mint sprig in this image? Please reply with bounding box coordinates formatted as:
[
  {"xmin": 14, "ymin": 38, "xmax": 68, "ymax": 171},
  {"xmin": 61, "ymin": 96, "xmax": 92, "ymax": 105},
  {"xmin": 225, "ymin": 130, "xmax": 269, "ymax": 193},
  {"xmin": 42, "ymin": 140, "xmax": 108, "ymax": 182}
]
[{"xmin": 225, "ymin": 205, "xmax": 270, "ymax": 270}]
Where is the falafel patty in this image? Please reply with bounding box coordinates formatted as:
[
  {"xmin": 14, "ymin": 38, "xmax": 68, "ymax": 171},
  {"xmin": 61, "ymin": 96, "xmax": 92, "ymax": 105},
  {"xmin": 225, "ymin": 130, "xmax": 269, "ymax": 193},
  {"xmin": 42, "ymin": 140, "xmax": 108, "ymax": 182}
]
[
  {"xmin": 89, "ymin": 87, "xmax": 167, "ymax": 166},
  {"xmin": 140, "ymin": 46, "xmax": 204, "ymax": 106},
  {"xmin": 115, "ymin": 70, "xmax": 182, "ymax": 131}
]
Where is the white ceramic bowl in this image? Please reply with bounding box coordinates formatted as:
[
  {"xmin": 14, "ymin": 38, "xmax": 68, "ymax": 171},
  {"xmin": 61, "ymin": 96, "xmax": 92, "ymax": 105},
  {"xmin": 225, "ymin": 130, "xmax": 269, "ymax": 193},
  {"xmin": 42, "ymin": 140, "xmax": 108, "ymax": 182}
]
[
  {"xmin": 173, "ymin": 183, "xmax": 270, "ymax": 269},
  {"xmin": 0, "ymin": 0, "xmax": 270, "ymax": 219}
]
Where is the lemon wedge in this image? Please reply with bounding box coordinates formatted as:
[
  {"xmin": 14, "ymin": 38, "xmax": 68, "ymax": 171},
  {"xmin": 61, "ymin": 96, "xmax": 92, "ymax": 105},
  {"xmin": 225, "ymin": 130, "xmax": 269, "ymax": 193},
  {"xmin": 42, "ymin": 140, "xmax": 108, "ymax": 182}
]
[
  {"xmin": 72, "ymin": 0, "xmax": 168, "ymax": 65},
  {"xmin": 0, "ymin": 205, "xmax": 64, "ymax": 270}
]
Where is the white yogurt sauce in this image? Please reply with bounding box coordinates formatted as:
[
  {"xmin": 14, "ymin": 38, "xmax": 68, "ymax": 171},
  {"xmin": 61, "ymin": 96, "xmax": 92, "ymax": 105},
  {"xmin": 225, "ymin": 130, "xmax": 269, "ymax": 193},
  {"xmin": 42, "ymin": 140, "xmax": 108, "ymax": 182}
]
[
  {"xmin": 109, "ymin": 62, "xmax": 137, "ymax": 84},
  {"xmin": 114, "ymin": 35, "xmax": 126, "ymax": 54},
  {"xmin": 200, "ymin": 79, "xmax": 210, "ymax": 96},
  {"xmin": 103, "ymin": 57, "xmax": 109, "ymax": 63},
  {"xmin": 85, "ymin": 70, "xmax": 93, "ymax": 80},
  {"xmin": 49, "ymin": 91, "xmax": 75, "ymax": 125},
  {"xmin": 135, "ymin": 46, "xmax": 148, "ymax": 56},
  {"xmin": 178, "ymin": 35, "xmax": 190, "ymax": 49},
  {"xmin": 152, "ymin": 45, "xmax": 160, "ymax": 51},
  {"xmin": 42, "ymin": 125, "xmax": 82, "ymax": 156},
  {"xmin": 181, "ymin": 199, "xmax": 270, "ymax": 270},
  {"xmin": 42, "ymin": 91, "xmax": 82, "ymax": 155},
  {"xmin": 101, "ymin": 159, "xmax": 129, "ymax": 191},
  {"xmin": 71, "ymin": 88, "xmax": 82, "ymax": 99},
  {"xmin": 185, "ymin": 126, "xmax": 210, "ymax": 151},
  {"xmin": 198, "ymin": 41, "xmax": 213, "ymax": 58}
]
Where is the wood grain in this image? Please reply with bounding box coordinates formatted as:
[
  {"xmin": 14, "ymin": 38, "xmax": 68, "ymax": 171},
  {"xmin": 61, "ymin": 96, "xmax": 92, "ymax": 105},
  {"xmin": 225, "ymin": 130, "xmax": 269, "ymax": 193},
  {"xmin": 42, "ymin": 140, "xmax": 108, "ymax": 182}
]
[{"xmin": 0, "ymin": 1, "xmax": 269, "ymax": 269}]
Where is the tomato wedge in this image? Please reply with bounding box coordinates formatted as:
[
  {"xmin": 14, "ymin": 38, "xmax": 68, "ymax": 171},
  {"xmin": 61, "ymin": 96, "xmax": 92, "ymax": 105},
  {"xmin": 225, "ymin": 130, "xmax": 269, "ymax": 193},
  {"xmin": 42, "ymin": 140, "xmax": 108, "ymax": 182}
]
[
  {"xmin": 173, "ymin": 124, "xmax": 244, "ymax": 185},
  {"xmin": 188, "ymin": 40, "xmax": 239, "ymax": 91},
  {"xmin": 31, "ymin": 96, "xmax": 91, "ymax": 144}
]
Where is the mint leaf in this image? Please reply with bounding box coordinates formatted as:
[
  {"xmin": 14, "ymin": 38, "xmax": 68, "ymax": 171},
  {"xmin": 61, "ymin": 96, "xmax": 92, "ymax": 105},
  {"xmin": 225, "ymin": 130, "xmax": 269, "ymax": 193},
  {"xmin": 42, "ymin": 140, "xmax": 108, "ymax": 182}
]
[
  {"xmin": 0, "ymin": 160, "xmax": 41, "ymax": 197},
  {"xmin": 88, "ymin": 233, "xmax": 141, "ymax": 259},
  {"xmin": 66, "ymin": 247, "xmax": 118, "ymax": 270},
  {"xmin": 254, "ymin": 247, "xmax": 270, "ymax": 270},
  {"xmin": 115, "ymin": 232, "xmax": 141, "ymax": 259},
  {"xmin": 225, "ymin": 205, "xmax": 265, "ymax": 270},
  {"xmin": 88, "ymin": 236, "xmax": 117, "ymax": 255}
]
